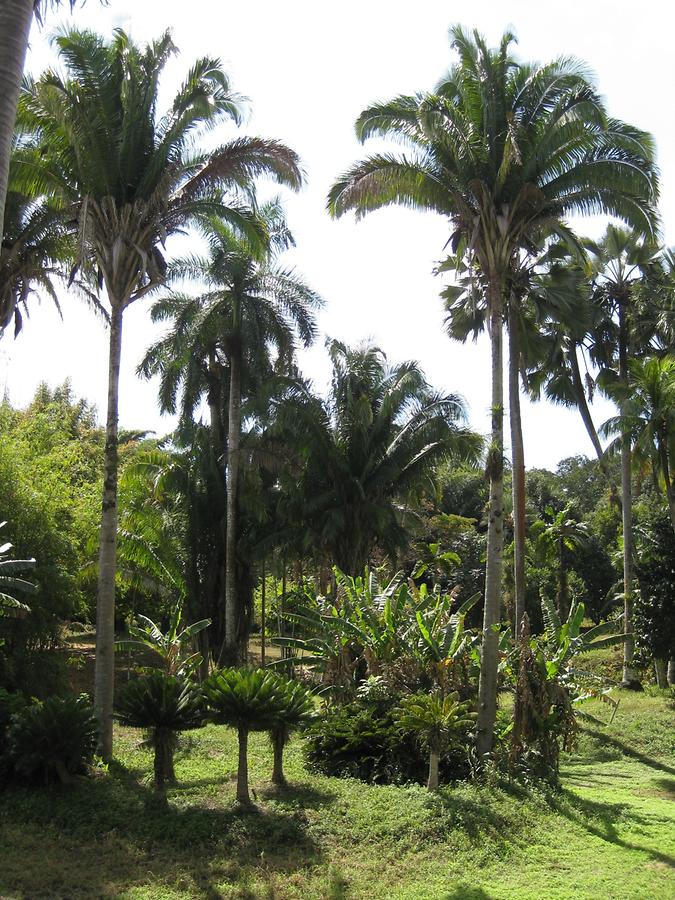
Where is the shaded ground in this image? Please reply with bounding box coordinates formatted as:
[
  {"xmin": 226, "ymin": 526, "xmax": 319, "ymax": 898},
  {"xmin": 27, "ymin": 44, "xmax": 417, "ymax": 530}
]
[{"xmin": 1, "ymin": 688, "xmax": 673, "ymax": 898}]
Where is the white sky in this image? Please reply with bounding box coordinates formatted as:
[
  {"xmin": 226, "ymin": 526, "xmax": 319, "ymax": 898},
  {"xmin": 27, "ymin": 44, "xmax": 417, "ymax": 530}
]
[{"xmin": 2, "ymin": 0, "xmax": 673, "ymax": 469}]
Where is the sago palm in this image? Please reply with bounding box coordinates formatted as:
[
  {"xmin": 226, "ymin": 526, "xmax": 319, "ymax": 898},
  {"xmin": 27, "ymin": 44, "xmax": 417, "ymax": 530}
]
[
  {"xmin": 328, "ymin": 25, "xmax": 658, "ymax": 752},
  {"xmin": 203, "ymin": 667, "xmax": 284, "ymax": 805},
  {"xmin": 266, "ymin": 674, "xmax": 315, "ymax": 787},
  {"xmin": 14, "ymin": 28, "xmax": 304, "ymax": 758},
  {"xmin": 115, "ymin": 673, "xmax": 204, "ymax": 800}
]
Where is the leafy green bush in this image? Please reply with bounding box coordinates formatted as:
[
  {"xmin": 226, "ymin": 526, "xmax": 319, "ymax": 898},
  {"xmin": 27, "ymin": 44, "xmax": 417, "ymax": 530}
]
[
  {"xmin": 0, "ymin": 687, "xmax": 26, "ymax": 780},
  {"xmin": 7, "ymin": 694, "xmax": 97, "ymax": 784},
  {"xmin": 304, "ymin": 699, "xmax": 471, "ymax": 785}
]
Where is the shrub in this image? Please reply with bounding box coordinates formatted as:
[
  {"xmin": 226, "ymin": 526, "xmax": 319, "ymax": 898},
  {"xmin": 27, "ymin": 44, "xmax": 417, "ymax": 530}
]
[
  {"xmin": 0, "ymin": 687, "xmax": 26, "ymax": 780},
  {"xmin": 8, "ymin": 694, "xmax": 97, "ymax": 784},
  {"xmin": 304, "ymin": 699, "xmax": 471, "ymax": 785}
]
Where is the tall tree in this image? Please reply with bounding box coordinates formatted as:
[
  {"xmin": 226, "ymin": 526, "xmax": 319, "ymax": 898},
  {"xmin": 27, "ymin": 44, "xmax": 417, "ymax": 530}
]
[
  {"xmin": 142, "ymin": 203, "xmax": 321, "ymax": 663},
  {"xmin": 0, "ymin": 2, "xmax": 87, "ymax": 247},
  {"xmin": 16, "ymin": 28, "xmax": 303, "ymax": 757},
  {"xmin": 328, "ymin": 26, "xmax": 658, "ymax": 752},
  {"xmin": 275, "ymin": 339, "xmax": 481, "ymax": 576},
  {"xmin": 587, "ymin": 226, "xmax": 661, "ymax": 687}
]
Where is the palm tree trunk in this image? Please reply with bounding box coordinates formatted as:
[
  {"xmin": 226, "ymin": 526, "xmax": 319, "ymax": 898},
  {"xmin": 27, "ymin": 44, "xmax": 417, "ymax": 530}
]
[
  {"xmin": 236, "ymin": 725, "xmax": 251, "ymax": 805},
  {"xmin": 94, "ymin": 303, "xmax": 124, "ymax": 760},
  {"xmin": 657, "ymin": 440, "xmax": 675, "ymax": 535},
  {"xmin": 427, "ymin": 747, "xmax": 440, "ymax": 791},
  {"xmin": 153, "ymin": 729, "xmax": 173, "ymax": 801},
  {"xmin": 508, "ymin": 301, "xmax": 526, "ymax": 637},
  {"xmin": 0, "ymin": 0, "xmax": 34, "ymax": 246},
  {"xmin": 261, "ymin": 557, "xmax": 266, "ymax": 667},
  {"xmin": 618, "ymin": 303, "xmax": 639, "ymax": 688},
  {"xmin": 224, "ymin": 351, "xmax": 242, "ymax": 666},
  {"xmin": 667, "ymin": 658, "xmax": 675, "ymax": 687},
  {"xmin": 569, "ymin": 348, "xmax": 619, "ymax": 503},
  {"xmin": 271, "ymin": 728, "xmax": 286, "ymax": 786},
  {"xmin": 654, "ymin": 658, "xmax": 668, "ymax": 689},
  {"xmin": 477, "ymin": 280, "xmax": 504, "ymax": 756}
]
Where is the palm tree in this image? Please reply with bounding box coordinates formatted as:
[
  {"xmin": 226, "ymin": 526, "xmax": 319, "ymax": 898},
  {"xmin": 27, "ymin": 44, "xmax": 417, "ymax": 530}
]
[
  {"xmin": 396, "ymin": 691, "xmax": 474, "ymax": 791},
  {"xmin": 266, "ymin": 674, "xmax": 315, "ymax": 786},
  {"xmin": 587, "ymin": 226, "xmax": 661, "ymax": 686},
  {"xmin": 0, "ymin": 157, "xmax": 73, "ymax": 337},
  {"xmin": 15, "ymin": 28, "xmax": 304, "ymax": 758},
  {"xmin": 142, "ymin": 203, "xmax": 321, "ymax": 664},
  {"xmin": 532, "ymin": 506, "xmax": 589, "ymax": 621},
  {"xmin": 276, "ymin": 339, "xmax": 481, "ymax": 576},
  {"xmin": 328, "ymin": 26, "xmax": 658, "ymax": 752},
  {"xmin": 115, "ymin": 673, "xmax": 204, "ymax": 801},
  {"xmin": 203, "ymin": 667, "xmax": 283, "ymax": 806},
  {"xmin": 603, "ymin": 355, "xmax": 675, "ymax": 533},
  {"xmin": 0, "ymin": 2, "xmax": 87, "ymax": 246}
]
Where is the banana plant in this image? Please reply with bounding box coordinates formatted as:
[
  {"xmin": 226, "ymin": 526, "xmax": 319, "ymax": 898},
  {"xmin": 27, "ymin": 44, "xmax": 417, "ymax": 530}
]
[
  {"xmin": 0, "ymin": 522, "xmax": 35, "ymax": 618},
  {"xmin": 116, "ymin": 601, "xmax": 211, "ymax": 678}
]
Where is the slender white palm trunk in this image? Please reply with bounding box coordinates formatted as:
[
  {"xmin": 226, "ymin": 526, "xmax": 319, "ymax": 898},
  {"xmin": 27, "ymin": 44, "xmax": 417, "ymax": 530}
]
[
  {"xmin": 508, "ymin": 300, "xmax": 525, "ymax": 637},
  {"xmin": 94, "ymin": 303, "xmax": 124, "ymax": 759},
  {"xmin": 477, "ymin": 280, "xmax": 504, "ymax": 755},
  {"xmin": 224, "ymin": 351, "xmax": 242, "ymax": 664},
  {"xmin": 618, "ymin": 303, "xmax": 638, "ymax": 687},
  {"xmin": 0, "ymin": 0, "xmax": 34, "ymax": 244}
]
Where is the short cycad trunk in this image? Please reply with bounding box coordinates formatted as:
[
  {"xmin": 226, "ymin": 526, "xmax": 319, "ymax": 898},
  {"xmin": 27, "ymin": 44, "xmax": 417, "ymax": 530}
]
[
  {"xmin": 153, "ymin": 728, "xmax": 175, "ymax": 801},
  {"xmin": 271, "ymin": 728, "xmax": 287, "ymax": 786},
  {"xmin": 236, "ymin": 725, "xmax": 251, "ymax": 805},
  {"xmin": 654, "ymin": 658, "xmax": 668, "ymax": 689},
  {"xmin": 427, "ymin": 748, "xmax": 440, "ymax": 792}
]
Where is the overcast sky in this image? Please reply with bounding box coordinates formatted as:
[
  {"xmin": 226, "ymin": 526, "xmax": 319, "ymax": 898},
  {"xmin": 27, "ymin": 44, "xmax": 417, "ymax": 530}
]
[{"xmin": 2, "ymin": 1, "xmax": 673, "ymax": 469}]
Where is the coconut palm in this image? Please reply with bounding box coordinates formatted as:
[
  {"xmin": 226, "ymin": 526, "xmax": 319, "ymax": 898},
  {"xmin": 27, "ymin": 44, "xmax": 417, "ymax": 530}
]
[
  {"xmin": 142, "ymin": 203, "xmax": 321, "ymax": 664},
  {"xmin": 532, "ymin": 506, "xmax": 590, "ymax": 621},
  {"xmin": 328, "ymin": 25, "xmax": 658, "ymax": 752},
  {"xmin": 203, "ymin": 667, "xmax": 283, "ymax": 805},
  {"xmin": 115, "ymin": 673, "xmax": 204, "ymax": 800},
  {"xmin": 14, "ymin": 28, "xmax": 303, "ymax": 758},
  {"xmin": 275, "ymin": 339, "xmax": 481, "ymax": 577}
]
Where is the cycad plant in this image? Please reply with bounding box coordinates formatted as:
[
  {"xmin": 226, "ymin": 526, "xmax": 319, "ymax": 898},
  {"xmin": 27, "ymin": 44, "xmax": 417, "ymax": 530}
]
[
  {"xmin": 8, "ymin": 694, "xmax": 97, "ymax": 785},
  {"xmin": 266, "ymin": 674, "xmax": 315, "ymax": 786},
  {"xmin": 115, "ymin": 673, "xmax": 204, "ymax": 800},
  {"xmin": 203, "ymin": 668, "xmax": 283, "ymax": 805},
  {"xmin": 396, "ymin": 691, "xmax": 474, "ymax": 791}
]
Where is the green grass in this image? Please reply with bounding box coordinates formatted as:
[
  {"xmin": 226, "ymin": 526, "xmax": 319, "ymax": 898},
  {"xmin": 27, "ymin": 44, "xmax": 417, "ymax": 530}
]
[{"xmin": 0, "ymin": 691, "xmax": 673, "ymax": 899}]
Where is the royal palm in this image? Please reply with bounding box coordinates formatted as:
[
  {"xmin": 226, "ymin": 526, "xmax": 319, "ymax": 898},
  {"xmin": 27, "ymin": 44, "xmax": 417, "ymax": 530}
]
[
  {"xmin": 328, "ymin": 26, "xmax": 658, "ymax": 752},
  {"xmin": 16, "ymin": 29, "xmax": 304, "ymax": 757}
]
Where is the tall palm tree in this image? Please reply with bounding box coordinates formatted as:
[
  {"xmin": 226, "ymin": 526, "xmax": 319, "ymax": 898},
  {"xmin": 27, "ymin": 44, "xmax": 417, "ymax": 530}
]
[
  {"xmin": 328, "ymin": 26, "xmax": 658, "ymax": 752},
  {"xmin": 275, "ymin": 339, "xmax": 481, "ymax": 576},
  {"xmin": 602, "ymin": 355, "xmax": 675, "ymax": 533},
  {"xmin": 0, "ymin": 2, "xmax": 87, "ymax": 246},
  {"xmin": 15, "ymin": 28, "xmax": 304, "ymax": 757},
  {"xmin": 587, "ymin": 226, "xmax": 661, "ymax": 687},
  {"xmin": 142, "ymin": 204, "xmax": 321, "ymax": 664}
]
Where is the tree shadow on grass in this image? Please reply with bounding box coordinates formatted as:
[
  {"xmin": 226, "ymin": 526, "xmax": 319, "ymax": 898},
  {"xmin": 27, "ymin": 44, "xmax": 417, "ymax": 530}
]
[
  {"xmin": 257, "ymin": 780, "xmax": 338, "ymax": 810},
  {"xmin": 442, "ymin": 888, "xmax": 494, "ymax": 899},
  {"xmin": 579, "ymin": 727, "xmax": 675, "ymax": 776},
  {"xmin": 543, "ymin": 786, "xmax": 675, "ymax": 870},
  {"xmin": 0, "ymin": 764, "xmax": 325, "ymax": 899}
]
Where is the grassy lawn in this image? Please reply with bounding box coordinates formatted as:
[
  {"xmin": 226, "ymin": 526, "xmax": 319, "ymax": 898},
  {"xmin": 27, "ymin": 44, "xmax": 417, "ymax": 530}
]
[{"xmin": 0, "ymin": 690, "xmax": 673, "ymax": 899}]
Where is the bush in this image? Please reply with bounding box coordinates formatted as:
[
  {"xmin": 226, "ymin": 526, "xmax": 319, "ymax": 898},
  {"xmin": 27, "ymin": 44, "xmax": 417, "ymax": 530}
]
[
  {"xmin": 7, "ymin": 694, "xmax": 97, "ymax": 784},
  {"xmin": 0, "ymin": 687, "xmax": 27, "ymax": 780},
  {"xmin": 304, "ymin": 699, "xmax": 471, "ymax": 785}
]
